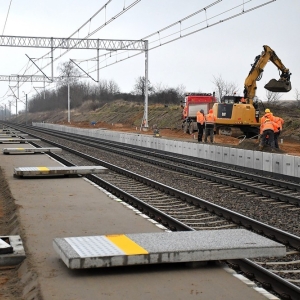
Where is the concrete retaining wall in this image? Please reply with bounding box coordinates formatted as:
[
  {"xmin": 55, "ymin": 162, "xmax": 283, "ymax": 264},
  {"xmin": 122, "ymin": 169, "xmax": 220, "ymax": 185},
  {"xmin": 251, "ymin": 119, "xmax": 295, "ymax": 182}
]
[{"xmin": 33, "ymin": 123, "xmax": 299, "ymax": 179}]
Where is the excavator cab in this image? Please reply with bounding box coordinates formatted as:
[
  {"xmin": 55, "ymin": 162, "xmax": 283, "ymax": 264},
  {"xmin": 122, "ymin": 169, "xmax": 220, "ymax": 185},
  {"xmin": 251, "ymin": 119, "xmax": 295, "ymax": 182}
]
[{"xmin": 264, "ymin": 79, "xmax": 292, "ymax": 93}]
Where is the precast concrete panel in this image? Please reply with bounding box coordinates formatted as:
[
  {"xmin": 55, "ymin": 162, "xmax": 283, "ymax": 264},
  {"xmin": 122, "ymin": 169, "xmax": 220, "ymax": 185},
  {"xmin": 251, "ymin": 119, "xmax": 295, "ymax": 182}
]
[
  {"xmin": 272, "ymin": 153, "xmax": 283, "ymax": 175},
  {"xmin": 282, "ymin": 155, "xmax": 295, "ymax": 177},
  {"xmin": 120, "ymin": 134, "xmax": 125, "ymax": 144},
  {"xmin": 253, "ymin": 151, "xmax": 263, "ymax": 170},
  {"xmin": 215, "ymin": 146, "xmax": 223, "ymax": 162},
  {"xmin": 173, "ymin": 140, "xmax": 179, "ymax": 154},
  {"xmin": 223, "ymin": 147, "xmax": 230, "ymax": 164},
  {"xmin": 160, "ymin": 139, "xmax": 166, "ymax": 151},
  {"xmin": 153, "ymin": 138, "xmax": 158, "ymax": 150},
  {"xmin": 208, "ymin": 145, "xmax": 216, "ymax": 161},
  {"xmin": 237, "ymin": 149, "xmax": 245, "ymax": 167},
  {"xmin": 191, "ymin": 143, "xmax": 198, "ymax": 157},
  {"xmin": 145, "ymin": 136, "xmax": 151, "ymax": 148},
  {"xmin": 141, "ymin": 136, "xmax": 146, "ymax": 148},
  {"xmin": 182, "ymin": 142, "xmax": 189, "ymax": 156},
  {"xmin": 294, "ymin": 156, "xmax": 300, "ymax": 178},
  {"xmin": 197, "ymin": 144, "xmax": 205, "ymax": 159},
  {"xmin": 202, "ymin": 144, "xmax": 210, "ymax": 160},
  {"xmin": 262, "ymin": 152, "xmax": 273, "ymax": 173},
  {"xmin": 244, "ymin": 150, "xmax": 254, "ymax": 169},
  {"xmin": 177, "ymin": 141, "xmax": 183, "ymax": 154},
  {"xmin": 229, "ymin": 148, "xmax": 237, "ymax": 165}
]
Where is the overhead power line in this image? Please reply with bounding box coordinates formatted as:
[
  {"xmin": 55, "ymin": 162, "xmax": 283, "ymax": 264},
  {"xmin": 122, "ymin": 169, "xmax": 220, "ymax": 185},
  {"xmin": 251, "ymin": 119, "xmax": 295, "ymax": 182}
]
[
  {"xmin": 1, "ymin": 0, "xmax": 141, "ymax": 102},
  {"xmin": 83, "ymin": 0, "xmax": 275, "ymax": 74},
  {"xmin": 2, "ymin": 0, "xmax": 13, "ymax": 35}
]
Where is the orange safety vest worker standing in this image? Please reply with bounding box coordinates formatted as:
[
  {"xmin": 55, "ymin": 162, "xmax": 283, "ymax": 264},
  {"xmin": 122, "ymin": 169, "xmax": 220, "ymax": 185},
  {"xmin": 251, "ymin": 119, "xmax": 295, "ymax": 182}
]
[
  {"xmin": 204, "ymin": 109, "xmax": 216, "ymax": 143},
  {"xmin": 272, "ymin": 115, "xmax": 284, "ymax": 148},
  {"xmin": 196, "ymin": 110, "xmax": 205, "ymax": 142}
]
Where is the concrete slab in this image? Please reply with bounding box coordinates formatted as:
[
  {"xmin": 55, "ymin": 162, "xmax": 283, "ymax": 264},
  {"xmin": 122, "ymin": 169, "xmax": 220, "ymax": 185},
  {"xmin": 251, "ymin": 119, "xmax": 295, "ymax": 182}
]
[
  {"xmin": 230, "ymin": 148, "xmax": 237, "ymax": 165},
  {"xmin": 244, "ymin": 150, "xmax": 254, "ymax": 169},
  {"xmin": 223, "ymin": 146, "xmax": 230, "ymax": 164},
  {"xmin": 282, "ymin": 155, "xmax": 295, "ymax": 177},
  {"xmin": 215, "ymin": 146, "xmax": 223, "ymax": 162},
  {"xmin": 272, "ymin": 153, "xmax": 283, "ymax": 174},
  {"xmin": 14, "ymin": 166, "xmax": 108, "ymax": 177},
  {"xmin": 53, "ymin": 229, "xmax": 285, "ymax": 269},
  {"xmin": 0, "ymin": 237, "xmax": 13, "ymax": 254},
  {"xmin": 254, "ymin": 151, "xmax": 263, "ymax": 170},
  {"xmin": 237, "ymin": 149, "xmax": 245, "ymax": 167},
  {"xmin": 262, "ymin": 152, "xmax": 273, "ymax": 173},
  {"xmin": 0, "ymin": 138, "xmax": 40, "ymax": 144},
  {"xmin": 294, "ymin": 156, "xmax": 300, "ymax": 178},
  {"xmin": 0, "ymin": 236, "xmax": 26, "ymax": 266},
  {"xmin": 208, "ymin": 145, "xmax": 216, "ymax": 161},
  {"xmin": 3, "ymin": 147, "xmax": 62, "ymax": 154}
]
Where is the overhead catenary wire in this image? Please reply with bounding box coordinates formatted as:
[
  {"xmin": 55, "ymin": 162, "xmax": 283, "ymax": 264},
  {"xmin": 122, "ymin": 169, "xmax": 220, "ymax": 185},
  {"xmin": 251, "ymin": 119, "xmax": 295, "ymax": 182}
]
[
  {"xmin": 2, "ymin": 0, "xmax": 13, "ymax": 35},
  {"xmin": 84, "ymin": 0, "xmax": 275, "ymax": 75},
  {"xmin": 2, "ymin": 0, "xmax": 140, "ymax": 102}
]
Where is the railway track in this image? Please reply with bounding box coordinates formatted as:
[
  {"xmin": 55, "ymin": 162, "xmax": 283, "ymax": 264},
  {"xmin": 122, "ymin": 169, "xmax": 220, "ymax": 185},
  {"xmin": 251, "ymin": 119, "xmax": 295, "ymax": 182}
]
[{"xmin": 4, "ymin": 123, "xmax": 300, "ymax": 299}]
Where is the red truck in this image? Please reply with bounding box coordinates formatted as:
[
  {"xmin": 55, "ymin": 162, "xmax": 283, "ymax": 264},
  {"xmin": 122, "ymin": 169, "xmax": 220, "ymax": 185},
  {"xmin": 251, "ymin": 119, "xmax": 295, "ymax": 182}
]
[{"xmin": 181, "ymin": 92, "xmax": 217, "ymax": 134}]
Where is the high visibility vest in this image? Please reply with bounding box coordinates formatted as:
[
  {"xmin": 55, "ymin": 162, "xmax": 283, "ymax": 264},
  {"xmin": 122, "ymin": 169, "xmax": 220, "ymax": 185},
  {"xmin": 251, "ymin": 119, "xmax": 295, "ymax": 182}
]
[
  {"xmin": 260, "ymin": 113, "xmax": 273, "ymax": 124},
  {"xmin": 197, "ymin": 112, "xmax": 205, "ymax": 124},
  {"xmin": 205, "ymin": 113, "xmax": 216, "ymax": 125},
  {"xmin": 260, "ymin": 119, "xmax": 275, "ymax": 134},
  {"xmin": 273, "ymin": 116, "xmax": 284, "ymax": 131}
]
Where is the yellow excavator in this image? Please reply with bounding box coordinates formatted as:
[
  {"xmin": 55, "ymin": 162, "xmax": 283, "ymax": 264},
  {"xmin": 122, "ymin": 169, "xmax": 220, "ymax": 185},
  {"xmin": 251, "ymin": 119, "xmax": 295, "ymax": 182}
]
[{"xmin": 212, "ymin": 45, "xmax": 292, "ymax": 137}]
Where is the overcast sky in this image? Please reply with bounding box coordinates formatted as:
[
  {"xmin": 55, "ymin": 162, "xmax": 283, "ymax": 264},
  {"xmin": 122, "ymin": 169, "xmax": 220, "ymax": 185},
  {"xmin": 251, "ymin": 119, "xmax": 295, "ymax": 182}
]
[{"xmin": 0, "ymin": 0, "xmax": 299, "ymax": 112}]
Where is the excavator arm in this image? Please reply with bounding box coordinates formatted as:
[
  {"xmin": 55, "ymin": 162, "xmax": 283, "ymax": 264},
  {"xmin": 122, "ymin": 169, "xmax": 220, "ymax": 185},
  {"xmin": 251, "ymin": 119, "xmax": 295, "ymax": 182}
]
[{"xmin": 243, "ymin": 45, "xmax": 291, "ymax": 104}]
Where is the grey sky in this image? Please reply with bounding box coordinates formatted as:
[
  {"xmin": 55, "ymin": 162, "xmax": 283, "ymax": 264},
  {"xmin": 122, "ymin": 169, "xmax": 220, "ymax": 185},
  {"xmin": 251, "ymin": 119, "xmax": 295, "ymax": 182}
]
[{"xmin": 0, "ymin": 0, "xmax": 299, "ymax": 112}]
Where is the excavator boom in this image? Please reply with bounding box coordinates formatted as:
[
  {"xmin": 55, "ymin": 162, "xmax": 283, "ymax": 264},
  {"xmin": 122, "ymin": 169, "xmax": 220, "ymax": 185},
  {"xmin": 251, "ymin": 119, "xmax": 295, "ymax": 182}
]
[{"xmin": 244, "ymin": 45, "xmax": 291, "ymax": 101}]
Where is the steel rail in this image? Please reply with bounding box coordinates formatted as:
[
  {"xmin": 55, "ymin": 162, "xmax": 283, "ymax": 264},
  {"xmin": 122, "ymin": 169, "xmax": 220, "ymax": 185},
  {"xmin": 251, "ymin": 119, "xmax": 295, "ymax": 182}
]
[
  {"xmin": 26, "ymin": 137, "xmax": 300, "ymax": 300},
  {"xmin": 2, "ymin": 121, "xmax": 295, "ymax": 298},
  {"xmin": 20, "ymin": 125, "xmax": 300, "ymax": 207}
]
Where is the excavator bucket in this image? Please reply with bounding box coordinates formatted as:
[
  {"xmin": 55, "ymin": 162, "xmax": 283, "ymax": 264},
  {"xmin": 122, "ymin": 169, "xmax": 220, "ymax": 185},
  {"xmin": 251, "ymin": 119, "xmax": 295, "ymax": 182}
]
[{"xmin": 264, "ymin": 79, "xmax": 292, "ymax": 93}]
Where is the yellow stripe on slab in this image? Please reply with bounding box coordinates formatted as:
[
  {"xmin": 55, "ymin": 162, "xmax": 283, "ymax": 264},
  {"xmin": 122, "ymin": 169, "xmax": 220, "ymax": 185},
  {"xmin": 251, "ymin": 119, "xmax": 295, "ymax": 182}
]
[
  {"xmin": 106, "ymin": 234, "xmax": 148, "ymax": 255},
  {"xmin": 17, "ymin": 148, "xmax": 25, "ymax": 150},
  {"xmin": 37, "ymin": 167, "xmax": 50, "ymax": 172}
]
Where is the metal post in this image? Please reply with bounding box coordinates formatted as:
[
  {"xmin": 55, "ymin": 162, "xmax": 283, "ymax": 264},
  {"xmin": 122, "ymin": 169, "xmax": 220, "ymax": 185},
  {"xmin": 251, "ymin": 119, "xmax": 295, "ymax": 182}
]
[
  {"xmin": 9, "ymin": 102, "xmax": 11, "ymax": 120},
  {"xmin": 51, "ymin": 37, "xmax": 54, "ymax": 81},
  {"xmin": 97, "ymin": 40, "xmax": 100, "ymax": 83},
  {"xmin": 5, "ymin": 104, "xmax": 6, "ymax": 121},
  {"xmin": 68, "ymin": 80, "xmax": 70, "ymax": 123},
  {"xmin": 17, "ymin": 76, "xmax": 19, "ymax": 117},
  {"xmin": 25, "ymin": 94, "xmax": 28, "ymax": 125},
  {"xmin": 43, "ymin": 80, "xmax": 45, "ymax": 99},
  {"xmin": 144, "ymin": 40, "xmax": 149, "ymax": 129}
]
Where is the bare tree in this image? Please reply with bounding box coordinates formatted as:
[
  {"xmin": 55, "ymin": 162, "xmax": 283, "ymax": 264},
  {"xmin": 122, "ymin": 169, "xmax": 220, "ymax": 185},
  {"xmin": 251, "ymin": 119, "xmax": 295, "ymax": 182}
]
[
  {"xmin": 133, "ymin": 76, "xmax": 154, "ymax": 99},
  {"xmin": 57, "ymin": 61, "xmax": 81, "ymax": 88},
  {"xmin": 212, "ymin": 75, "xmax": 239, "ymax": 102},
  {"xmin": 265, "ymin": 90, "xmax": 282, "ymax": 106}
]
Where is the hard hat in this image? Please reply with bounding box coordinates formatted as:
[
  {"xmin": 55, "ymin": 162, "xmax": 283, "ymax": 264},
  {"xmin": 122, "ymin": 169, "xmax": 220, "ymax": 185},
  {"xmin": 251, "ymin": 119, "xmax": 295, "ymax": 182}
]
[
  {"xmin": 209, "ymin": 109, "xmax": 213, "ymax": 113},
  {"xmin": 265, "ymin": 108, "xmax": 270, "ymax": 113},
  {"xmin": 200, "ymin": 109, "xmax": 204, "ymax": 113}
]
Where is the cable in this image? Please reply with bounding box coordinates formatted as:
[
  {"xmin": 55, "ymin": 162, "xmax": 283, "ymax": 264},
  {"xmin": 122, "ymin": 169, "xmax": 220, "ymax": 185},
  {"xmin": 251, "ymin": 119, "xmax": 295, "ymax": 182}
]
[
  {"xmin": 2, "ymin": 0, "xmax": 12, "ymax": 35},
  {"xmin": 2, "ymin": 0, "xmax": 140, "ymax": 101},
  {"xmin": 85, "ymin": 0, "xmax": 275, "ymax": 74}
]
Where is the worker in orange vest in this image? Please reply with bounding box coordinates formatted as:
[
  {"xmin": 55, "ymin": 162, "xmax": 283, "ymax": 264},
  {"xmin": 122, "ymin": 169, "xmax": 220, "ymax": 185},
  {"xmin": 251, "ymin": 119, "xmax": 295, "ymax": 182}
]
[
  {"xmin": 272, "ymin": 114, "xmax": 284, "ymax": 148},
  {"xmin": 204, "ymin": 109, "xmax": 216, "ymax": 143},
  {"xmin": 260, "ymin": 108, "xmax": 273, "ymax": 124},
  {"xmin": 259, "ymin": 118, "xmax": 277, "ymax": 150},
  {"xmin": 196, "ymin": 109, "xmax": 205, "ymax": 142}
]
